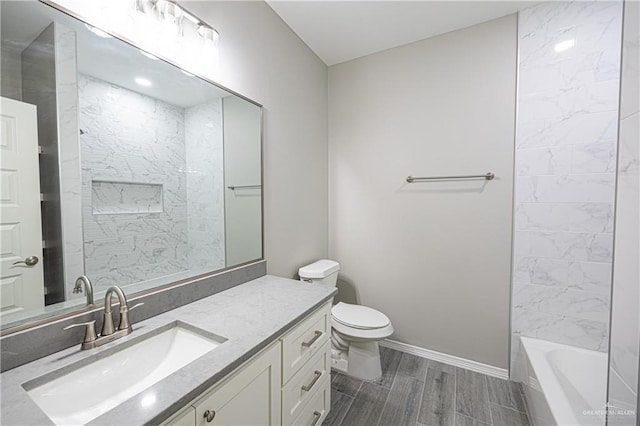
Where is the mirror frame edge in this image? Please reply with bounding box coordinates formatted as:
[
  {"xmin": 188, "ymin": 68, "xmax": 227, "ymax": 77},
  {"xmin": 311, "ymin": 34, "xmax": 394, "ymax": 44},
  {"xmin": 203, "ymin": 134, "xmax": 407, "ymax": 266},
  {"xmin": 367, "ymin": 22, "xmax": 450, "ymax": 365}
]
[{"xmin": 0, "ymin": 0, "xmax": 265, "ymax": 337}]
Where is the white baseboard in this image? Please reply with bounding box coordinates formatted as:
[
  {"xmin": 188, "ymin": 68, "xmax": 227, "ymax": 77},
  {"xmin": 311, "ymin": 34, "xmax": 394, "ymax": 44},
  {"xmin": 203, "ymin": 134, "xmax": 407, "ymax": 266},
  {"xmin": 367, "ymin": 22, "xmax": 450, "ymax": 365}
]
[{"xmin": 380, "ymin": 339, "xmax": 509, "ymax": 380}]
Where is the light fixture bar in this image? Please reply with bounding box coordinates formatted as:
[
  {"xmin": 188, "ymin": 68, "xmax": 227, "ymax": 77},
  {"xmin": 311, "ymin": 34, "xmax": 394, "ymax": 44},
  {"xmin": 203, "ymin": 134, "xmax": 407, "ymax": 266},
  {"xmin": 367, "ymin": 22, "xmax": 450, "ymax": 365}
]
[{"xmin": 182, "ymin": 10, "xmax": 200, "ymax": 25}]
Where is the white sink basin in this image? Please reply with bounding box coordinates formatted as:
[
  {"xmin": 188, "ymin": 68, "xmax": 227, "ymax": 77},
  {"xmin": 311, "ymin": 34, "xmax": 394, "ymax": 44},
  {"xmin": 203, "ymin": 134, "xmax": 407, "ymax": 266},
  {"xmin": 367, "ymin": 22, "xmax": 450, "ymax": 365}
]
[{"xmin": 25, "ymin": 323, "xmax": 226, "ymax": 425}]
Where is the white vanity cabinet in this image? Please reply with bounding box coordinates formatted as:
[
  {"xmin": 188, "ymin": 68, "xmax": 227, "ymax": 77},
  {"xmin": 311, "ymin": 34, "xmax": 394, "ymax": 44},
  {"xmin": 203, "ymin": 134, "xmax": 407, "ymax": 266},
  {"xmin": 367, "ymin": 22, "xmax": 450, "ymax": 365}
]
[{"xmin": 164, "ymin": 301, "xmax": 332, "ymax": 426}]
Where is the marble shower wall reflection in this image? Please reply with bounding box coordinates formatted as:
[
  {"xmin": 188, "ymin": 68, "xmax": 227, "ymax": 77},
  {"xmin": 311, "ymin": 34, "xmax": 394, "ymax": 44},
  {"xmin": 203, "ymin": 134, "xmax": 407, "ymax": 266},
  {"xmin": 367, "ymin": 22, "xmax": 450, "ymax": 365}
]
[
  {"xmin": 511, "ymin": 1, "xmax": 623, "ymax": 375},
  {"xmin": 77, "ymin": 75, "xmax": 224, "ymax": 291}
]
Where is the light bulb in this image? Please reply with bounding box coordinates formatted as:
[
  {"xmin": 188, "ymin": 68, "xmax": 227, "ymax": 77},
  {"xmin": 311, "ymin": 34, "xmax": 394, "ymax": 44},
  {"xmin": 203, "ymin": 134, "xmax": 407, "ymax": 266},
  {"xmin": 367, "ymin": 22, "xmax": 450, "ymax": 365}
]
[{"xmin": 554, "ymin": 39, "xmax": 575, "ymax": 53}]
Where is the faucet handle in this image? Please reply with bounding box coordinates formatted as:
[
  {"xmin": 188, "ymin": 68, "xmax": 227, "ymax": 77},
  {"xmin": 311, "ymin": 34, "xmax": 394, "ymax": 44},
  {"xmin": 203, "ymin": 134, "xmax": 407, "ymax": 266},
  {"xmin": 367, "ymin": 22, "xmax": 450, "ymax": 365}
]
[
  {"xmin": 118, "ymin": 302, "xmax": 144, "ymax": 331},
  {"xmin": 63, "ymin": 320, "xmax": 98, "ymax": 344}
]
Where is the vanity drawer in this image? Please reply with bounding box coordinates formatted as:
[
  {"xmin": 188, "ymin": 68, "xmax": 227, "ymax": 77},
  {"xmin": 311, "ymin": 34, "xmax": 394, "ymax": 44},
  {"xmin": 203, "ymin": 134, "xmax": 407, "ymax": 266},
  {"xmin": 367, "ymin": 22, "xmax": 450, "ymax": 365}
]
[
  {"xmin": 290, "ymin": 375, "xmax": 330, "ymax": 426},
  {"xmin": 281, "ymin": 301, "xmax": 331, "ymax": 384},
  {"xmin": 282, "ymin": 340, "xmax": 330, "ymax": 424}
]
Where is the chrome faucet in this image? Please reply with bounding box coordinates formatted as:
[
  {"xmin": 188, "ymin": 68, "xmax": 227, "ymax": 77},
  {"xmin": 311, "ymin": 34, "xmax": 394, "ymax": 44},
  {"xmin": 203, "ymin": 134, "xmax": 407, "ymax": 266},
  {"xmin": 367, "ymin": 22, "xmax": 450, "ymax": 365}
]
[
  {"xmin": 101, "ymin": 285, "xmax": 131, "ymax": 336},
  {"xmin": 64, "ymin": 285, "xmax": 143, "ymax": 350},
  {"xmin": 72, "ymin": 275, "xmax": 94, "ymax": 306}
]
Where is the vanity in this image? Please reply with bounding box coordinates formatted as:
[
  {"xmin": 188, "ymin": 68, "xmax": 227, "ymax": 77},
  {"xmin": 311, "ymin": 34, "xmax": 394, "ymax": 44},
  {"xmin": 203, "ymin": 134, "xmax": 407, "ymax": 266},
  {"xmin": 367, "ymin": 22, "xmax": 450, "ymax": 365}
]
[{"xmin": 0, "ymin": 275, "xmax": 336, "ymax": 425}]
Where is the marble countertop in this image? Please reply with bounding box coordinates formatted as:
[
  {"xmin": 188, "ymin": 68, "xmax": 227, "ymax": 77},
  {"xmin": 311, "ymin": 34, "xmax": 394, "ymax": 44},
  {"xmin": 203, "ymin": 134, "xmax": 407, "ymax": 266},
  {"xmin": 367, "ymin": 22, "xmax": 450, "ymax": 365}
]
[{"xmin": 0, "ymin": 275, "xmax": 336, "ymax": 426}]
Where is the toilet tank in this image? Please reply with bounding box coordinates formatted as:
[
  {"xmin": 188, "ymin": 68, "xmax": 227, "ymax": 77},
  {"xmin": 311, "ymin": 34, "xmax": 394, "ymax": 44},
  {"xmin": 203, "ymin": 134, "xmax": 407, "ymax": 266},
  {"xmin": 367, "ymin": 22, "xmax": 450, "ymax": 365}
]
[{"xmin": 298, "ymin": 259, "xmax": 340, "ymax": 287}]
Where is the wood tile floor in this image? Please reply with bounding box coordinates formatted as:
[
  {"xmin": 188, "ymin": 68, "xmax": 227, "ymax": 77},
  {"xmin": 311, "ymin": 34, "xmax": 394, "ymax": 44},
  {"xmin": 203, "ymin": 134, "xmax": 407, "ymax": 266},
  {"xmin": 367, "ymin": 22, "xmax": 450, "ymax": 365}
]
[{"xmin": 323, "ymin": 347, "xmax": 531, "ymax": 426}]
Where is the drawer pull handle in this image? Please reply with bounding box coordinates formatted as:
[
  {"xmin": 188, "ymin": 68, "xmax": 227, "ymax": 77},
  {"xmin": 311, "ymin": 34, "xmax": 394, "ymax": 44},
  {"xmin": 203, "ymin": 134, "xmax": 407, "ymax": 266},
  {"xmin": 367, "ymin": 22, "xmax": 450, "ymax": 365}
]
[
  {"xmin": 302, "ymin": 370, "xmax": 322, "ymax": 392},
  {"xmin": 311, "ymin": 410, "xmax": 322, "ymax": 426},
  {"xmin": 301, "ymin": 330, "xmax": 322, "ymax": 348},
  {"xmin": 203, "ymin": 409, "xmax": 216, "ymax": 423}
]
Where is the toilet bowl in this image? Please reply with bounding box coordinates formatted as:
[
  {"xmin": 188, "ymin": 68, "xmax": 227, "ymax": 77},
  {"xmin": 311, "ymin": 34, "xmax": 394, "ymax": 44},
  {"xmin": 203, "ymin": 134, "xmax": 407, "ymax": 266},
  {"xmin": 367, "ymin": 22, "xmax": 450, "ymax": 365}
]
[{"xmin": 298, "ymin": 260, "xmax": 394, "ymax": 381}]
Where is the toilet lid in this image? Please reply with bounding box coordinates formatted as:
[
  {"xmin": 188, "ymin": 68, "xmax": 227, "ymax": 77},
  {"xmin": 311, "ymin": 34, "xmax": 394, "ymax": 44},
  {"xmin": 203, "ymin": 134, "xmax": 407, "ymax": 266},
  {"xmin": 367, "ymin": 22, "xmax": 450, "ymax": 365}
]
[{"xmin": 332, "ymin": 302, "xmax": 390, "ymax": 330}]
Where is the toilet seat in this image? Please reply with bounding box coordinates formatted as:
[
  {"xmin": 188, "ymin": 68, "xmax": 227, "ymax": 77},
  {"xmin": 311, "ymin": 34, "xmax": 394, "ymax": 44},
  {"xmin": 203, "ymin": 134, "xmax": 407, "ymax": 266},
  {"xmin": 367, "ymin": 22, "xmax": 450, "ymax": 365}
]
[
  {"xmin": 331, "ymin": 302, "xmax": 394, "ymax": 341},
  {"xmin": 332, "ymin": 302, "xmax": 390, "ymax": 330},
  {"xmin": 332, "ymin": 319, "xmax": 394, "ymax": 341}
]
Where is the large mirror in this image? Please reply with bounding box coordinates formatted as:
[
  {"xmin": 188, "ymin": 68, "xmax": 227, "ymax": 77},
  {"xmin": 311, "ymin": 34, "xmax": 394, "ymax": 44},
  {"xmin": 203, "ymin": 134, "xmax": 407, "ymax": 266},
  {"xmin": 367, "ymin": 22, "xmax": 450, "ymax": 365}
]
[{"xmin": 0, "ymin": 0, "xmax": 263, "ymax": 330}]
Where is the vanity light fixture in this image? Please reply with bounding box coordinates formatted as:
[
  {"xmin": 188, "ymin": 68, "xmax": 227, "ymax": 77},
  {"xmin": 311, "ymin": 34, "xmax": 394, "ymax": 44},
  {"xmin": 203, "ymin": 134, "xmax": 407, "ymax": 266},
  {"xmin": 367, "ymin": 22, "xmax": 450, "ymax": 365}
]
[
  {"xmin": 198, "ymin": 23, "xmax": 219, "ymax": 44},
  {"xmin": 85, "ymin": 23, "xmax": 112, "ymax": 38},
  {"xmin": 137, "ymin": 0, "xmax": 219, "ymax": 44},
  {"xmin": 155, "ymin": 0, "xmax": 183, "ymax": 21},
  {"xmin": 181, "ymin": 8, "xmax": 201, "ymax": 26},
  {"xmin": 135, "ymin": 77, "xmax": 152, "ymax": 87},
  {"xmin": 554, "ymin": 39, "xmax": 575, "ymax": 52}
]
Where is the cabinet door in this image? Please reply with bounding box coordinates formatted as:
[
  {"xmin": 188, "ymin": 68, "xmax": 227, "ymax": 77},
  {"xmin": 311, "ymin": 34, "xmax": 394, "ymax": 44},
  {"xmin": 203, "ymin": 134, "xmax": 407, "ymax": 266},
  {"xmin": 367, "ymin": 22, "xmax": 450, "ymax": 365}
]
[{"xmin": 194, "ymin": 343, "xmax": 281, "ymax": 426}]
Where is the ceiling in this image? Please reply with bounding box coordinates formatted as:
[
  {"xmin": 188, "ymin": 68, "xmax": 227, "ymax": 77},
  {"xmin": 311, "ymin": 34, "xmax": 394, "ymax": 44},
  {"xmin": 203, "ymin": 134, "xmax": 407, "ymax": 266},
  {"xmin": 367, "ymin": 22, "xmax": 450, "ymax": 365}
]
[{"xmin": 266, "ymin": 1, "xmax": 538, "ymax": 66}]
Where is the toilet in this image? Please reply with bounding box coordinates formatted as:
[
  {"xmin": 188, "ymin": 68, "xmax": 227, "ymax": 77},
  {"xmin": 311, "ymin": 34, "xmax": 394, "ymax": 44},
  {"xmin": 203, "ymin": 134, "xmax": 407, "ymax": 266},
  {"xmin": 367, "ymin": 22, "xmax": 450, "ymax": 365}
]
[{"xmin": 298, "ymin": 259, "xmax": 394, "ymax": 381}]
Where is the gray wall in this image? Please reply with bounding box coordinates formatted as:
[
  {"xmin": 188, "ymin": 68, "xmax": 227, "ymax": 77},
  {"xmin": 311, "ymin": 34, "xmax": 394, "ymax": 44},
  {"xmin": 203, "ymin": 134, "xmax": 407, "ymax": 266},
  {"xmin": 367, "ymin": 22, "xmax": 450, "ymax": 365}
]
[
  {"xmin": 607, "ymin": 0, "xmax": 640, "ymax": 423},
  {"xmin": 185, "ymin": 1, "xmax": 329, "ymax": 279},
  {"xmin": 328, "ymin": 15, "xmax": 517, "ymax": 369}
]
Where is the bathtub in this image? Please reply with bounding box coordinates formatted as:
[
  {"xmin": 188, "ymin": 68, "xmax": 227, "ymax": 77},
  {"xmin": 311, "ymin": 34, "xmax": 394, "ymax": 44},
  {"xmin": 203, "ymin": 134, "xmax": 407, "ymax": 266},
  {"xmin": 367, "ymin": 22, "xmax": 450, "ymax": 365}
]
[{"xmin": 520, "ymin": 337, "xmax": 608, "ymax": 426}]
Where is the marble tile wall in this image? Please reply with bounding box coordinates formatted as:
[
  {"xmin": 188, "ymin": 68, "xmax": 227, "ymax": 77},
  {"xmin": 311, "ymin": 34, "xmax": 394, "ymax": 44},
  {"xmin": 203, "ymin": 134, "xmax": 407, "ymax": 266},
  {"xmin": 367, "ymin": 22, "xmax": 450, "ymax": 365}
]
[
  {"xmin": 185, "ymin": 100, "xmax": 225, "ymax": 272},
  {"xmin": 78, "ymin": 74, "xmax": 190, "ymax": 291},
  {"xmin": 511, "ymin": 1, "xmax": 623, "ymax": 375},
  {"xmin": 607, "ymin": 0, "xmax": 640, "ymax": 423}
]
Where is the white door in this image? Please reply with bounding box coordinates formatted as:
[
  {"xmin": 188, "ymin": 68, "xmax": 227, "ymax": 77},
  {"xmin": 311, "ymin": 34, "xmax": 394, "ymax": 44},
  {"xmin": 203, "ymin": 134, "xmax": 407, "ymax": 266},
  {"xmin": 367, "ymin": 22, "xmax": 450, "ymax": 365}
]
[{"xmin": 0, "ymin": 96, "xmax": 45, "ymax": 316}]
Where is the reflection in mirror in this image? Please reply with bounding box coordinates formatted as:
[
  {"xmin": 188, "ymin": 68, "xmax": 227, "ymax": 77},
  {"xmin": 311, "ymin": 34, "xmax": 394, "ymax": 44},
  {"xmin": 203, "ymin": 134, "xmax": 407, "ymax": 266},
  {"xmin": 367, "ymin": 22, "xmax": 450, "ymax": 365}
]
[{"xmin": 0, "ymin": 1, "xmax": 262, "ymax": 330}]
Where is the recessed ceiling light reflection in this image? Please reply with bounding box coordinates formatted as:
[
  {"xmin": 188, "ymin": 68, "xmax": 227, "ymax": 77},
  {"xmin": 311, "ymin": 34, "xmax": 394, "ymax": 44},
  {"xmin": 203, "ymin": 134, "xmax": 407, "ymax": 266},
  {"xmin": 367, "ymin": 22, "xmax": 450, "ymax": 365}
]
[
  {"xmin": 135, "ymin": 77, "xmax": 152, "ymax": 87},
  {"xmin": 554, "ymin": 39, "xmax": 575, "ymax": 53},
  {"xmin": 139, "ymin": 50, "xmax": 159, "ymax": 60},
  {"xmin": 140, "ymin": 393, "xmax": 156, "ymax": 408},
  {"xmin": 84, "ymin": 24, "xmax": 112, "ymax": 39}
]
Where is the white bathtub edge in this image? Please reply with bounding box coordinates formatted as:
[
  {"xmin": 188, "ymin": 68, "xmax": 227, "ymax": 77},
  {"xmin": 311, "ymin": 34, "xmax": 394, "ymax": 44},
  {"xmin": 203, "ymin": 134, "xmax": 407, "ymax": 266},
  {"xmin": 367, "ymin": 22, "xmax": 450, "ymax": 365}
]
[{"xmin": 520, "ymin": 336, "xmax": 606, "ymax": 426}]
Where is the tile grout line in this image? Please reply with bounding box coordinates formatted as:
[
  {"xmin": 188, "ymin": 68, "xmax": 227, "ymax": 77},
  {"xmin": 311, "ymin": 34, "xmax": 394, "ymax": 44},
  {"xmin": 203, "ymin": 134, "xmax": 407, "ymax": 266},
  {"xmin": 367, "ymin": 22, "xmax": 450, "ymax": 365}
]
[
  {"xmin": 519, "ymin": 384, "xmax": 534, "ymax": 425},
  {"xmin": 333, "ymin": 386, "xmax": 356, "ymax": 426},
  {"xmin": 415, "ymin": 359, "xmax": 430, "ymax": 426},
  {"xmin": 376, "ymin": 375, "xmax": 395, "ymax": 426},
  {"xmin": 486, "ymin": 375, "xmax": 494, "ymax": 425},
  {"xmin": 458, "ymin": 413, "xmax": 491, "ymax": 426},
  {"xmin": 454, "ymin": 364, "xmax": 458, "ymax": 425},
  {"xmin": 338, "ymin": 392, "xmax": 355, "ymax": 426}
]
